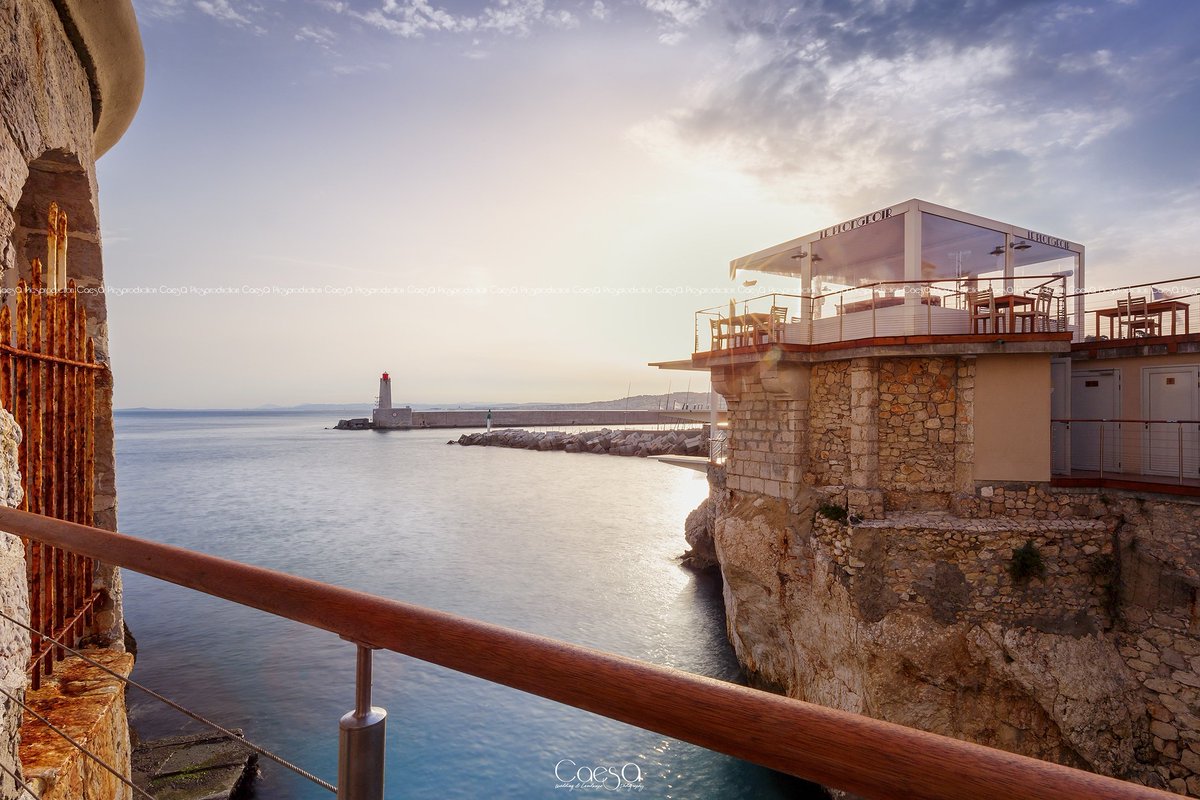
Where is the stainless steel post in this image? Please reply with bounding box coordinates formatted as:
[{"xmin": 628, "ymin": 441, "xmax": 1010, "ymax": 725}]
[
  {"xmin": 338, "ymin": 644, "xmax": 386, "ymax": 800},
  {"xmin": 1179, "ymin": 424, "xmax": 1185, "ymax": 485}
]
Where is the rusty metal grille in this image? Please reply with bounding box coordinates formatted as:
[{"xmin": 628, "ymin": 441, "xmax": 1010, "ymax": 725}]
[{"xmin": 0, "ymin": 203, "xmax": 104, "ymax": 688}]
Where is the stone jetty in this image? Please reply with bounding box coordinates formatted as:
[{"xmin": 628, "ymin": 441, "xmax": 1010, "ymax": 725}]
[{"xmin": 457, "ymin": 428, "xmax": 708, "ymax": 458}]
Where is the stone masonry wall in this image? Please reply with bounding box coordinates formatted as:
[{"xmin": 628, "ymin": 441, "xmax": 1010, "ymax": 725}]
[
  {"xmin": 711, "ymin": 347, "xmax": 1200, "ymax": 793},
  {"xmin": 1, "ymin": 0, "xmax": 124, "ymax": 648},
  {"xmin": 1, "ymin": 1, "xmax": 129, "ymax": 793},
  {"xmin": 807, "ymin": 361, "xmax": 850, "ymax": 487},
  {"xmin": 811, "ymin": 512, "xmax": 1114, "ymax": 634},
  {"xmin": 0, "ymin": 409, "xmax": 28, "ymax": 799},
  {"xmin": 721, "ymin": 365, "xmax": 808, "ymax": 500},
  {"xmin": 877, "ymin": 357, "xmax": 959, "ymax": 500}
]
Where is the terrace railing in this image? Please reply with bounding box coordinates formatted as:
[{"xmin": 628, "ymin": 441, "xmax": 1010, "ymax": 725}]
[
  {"xmin": 1051, "ymin": 418, "xmax": 1200, "ymax": 488},
  {"xmin": 0, "ymin": 506, "xmax": 1177, "ymax": 800},
  {"xmin": 1067, "ymin": 276, "xmax": 1200, "ymax": 344},
  {"xmin": 1, "ymin": 203, "xmax": 102, "ymax": 688},
  {"xmin": 695, "ymin": 275, "xmax": 1070, "ymax": 353}
]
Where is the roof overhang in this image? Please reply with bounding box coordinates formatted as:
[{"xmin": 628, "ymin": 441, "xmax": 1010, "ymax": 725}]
[
  {"xmin": 58, "ymin": 1, "xmax": 145, "ymax": 157},
  {"xmin": 729, "ymin": 199, "xmax": 1084, "ymax": 280}
]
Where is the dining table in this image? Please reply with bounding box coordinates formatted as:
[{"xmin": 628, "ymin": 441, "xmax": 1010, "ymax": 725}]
[
  {"xmin": 971, "ymin": 293, "xmax": 1035, "ymax": 334},
  {"xmin": 1092, "ymin": 299, "xmax": 1190, "ymax": 339},
  {"xmin": 725, "ymin": 312, "xmax": 772, "ymax": 347}
]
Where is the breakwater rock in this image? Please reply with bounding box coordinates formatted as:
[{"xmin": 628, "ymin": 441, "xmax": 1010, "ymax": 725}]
[{"xmin": 457, "ymin": 428, "xmax": 708, "ymax": 458}]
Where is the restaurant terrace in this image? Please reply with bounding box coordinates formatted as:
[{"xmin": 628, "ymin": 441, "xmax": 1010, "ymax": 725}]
[{"xmin": 673, "ymin": 199, "xmax": 1200, "ymax": 495}]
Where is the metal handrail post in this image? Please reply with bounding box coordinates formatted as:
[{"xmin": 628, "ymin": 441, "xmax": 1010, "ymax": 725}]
[
  {"xmin": 338, "ymin": 644, "xmax": 386, "ymax": 800},
  {"xmin": 1179, "ymin": 424, "xmax": 1185, "ymax": 485}
]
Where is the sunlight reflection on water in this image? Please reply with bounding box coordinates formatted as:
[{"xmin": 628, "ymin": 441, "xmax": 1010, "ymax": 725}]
[{"xmin": 116, "ymin": 412, "xmax": 822, "ymax": 799}]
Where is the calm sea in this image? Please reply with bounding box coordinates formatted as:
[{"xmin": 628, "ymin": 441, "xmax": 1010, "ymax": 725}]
[{"xmin": 114, "ymin": 410, "xmax": 820, "ymax": 799}]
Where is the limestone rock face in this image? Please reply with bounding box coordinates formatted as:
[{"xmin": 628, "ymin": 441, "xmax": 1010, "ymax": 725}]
[
  {"xmin": 682, "ymin": 496, "xmax": 717, "ymax": 569},
  {"xmin": 713, "ymin": 492, "xmax": 1158, "ymax": 786}
]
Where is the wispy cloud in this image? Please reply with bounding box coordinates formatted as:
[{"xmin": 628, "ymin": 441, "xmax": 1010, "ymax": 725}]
[
  {"xmin": 295, "ymin": 24, "xmax": 337, "ymax": 48},
  {"xmin": 134, "ymin": 0, "xmax": 188, "ymax": 20},
  {"xmin": 195, "ymin": 0, "xmax": 254, "ymax": 26},
  {"xmin": 634, "ymin": 0, "xmax": 1200, "ymax": 227}
]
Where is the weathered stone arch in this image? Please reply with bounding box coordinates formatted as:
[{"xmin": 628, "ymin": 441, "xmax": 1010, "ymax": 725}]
[{"xmin": 5, "ymin": 148, "xmax": 106, "ymax": 329}]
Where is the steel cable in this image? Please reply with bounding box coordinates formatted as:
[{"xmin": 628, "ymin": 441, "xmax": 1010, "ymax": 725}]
[{"xmin": 0, "ymin": 609, "xmax": 336, "ymax": 794}]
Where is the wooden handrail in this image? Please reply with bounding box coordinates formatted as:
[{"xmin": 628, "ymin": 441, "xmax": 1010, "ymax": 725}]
[{"xmin": 0, "ymin": 506, "xmax": 1173, "ymax": 800}]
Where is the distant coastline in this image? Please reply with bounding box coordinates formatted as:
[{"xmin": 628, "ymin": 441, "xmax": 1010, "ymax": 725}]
[{"xmin": 115, "ymin": 391, "xmax": 718, "ymax": 415}]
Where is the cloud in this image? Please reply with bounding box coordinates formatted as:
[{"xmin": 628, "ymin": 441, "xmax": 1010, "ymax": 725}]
[
  {"xmin": 634, "ymin": 0, "xmax": 1200, "ymax": 231},
  {"xmin": 590, "ymin": 0, "xmax": 609, "ymax": 21},
  {"xmin": 295, "ymin": 24, "xmax": 337, "ymax": 48},
  {"xmin": 195, "ymin": 0, "xmax": 253, "ymax": 26},
  {"xmin": 641, "ymin": 0, "xmax": 710, "ymax": 28},
  {"xmin": 135, "ymin": 0, "xmax": 188, "ymax": 20}
]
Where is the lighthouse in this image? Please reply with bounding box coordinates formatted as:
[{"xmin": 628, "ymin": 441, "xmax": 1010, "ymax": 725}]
[
  {"xmin": 370, "ymin": 371, "xmax": 413, "ymax": 429},
  {"xmin": 378, "ymin": 371, "xmax": 392, "ymax": 410}
]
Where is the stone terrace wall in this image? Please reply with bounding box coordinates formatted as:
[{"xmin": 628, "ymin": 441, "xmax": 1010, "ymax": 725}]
[
  {"xmin": 907, "ymin": 482, "xmax": 1200, "ymax": 796},
  {"xmin": 877, "ymin": 357, "xmax": 960, "ymax": 502},
  {"xmin": 811, "ymin": 512, "xmax": 1114, "ymax": 631},
  {"xmin": 723, "ymin": 374, "xmax": 806, "ymax": 500},
  {"xmin": 806, "ymin": 361, "xmax": 850, "ymax": 487}
]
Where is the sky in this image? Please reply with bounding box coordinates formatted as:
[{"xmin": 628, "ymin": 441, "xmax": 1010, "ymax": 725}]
[{"xmin": 97, "ymin": 0, "xmax": 1200, "ymax": 408}]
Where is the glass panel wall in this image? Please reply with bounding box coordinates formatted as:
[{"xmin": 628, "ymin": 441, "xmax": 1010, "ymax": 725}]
[
  {"xmin": 920, "ymin": 213, "xmax": 1006, "ymax": 308},
  {"xmin": 811, "ymin": 213, "xmax": 904, "ymax": 317}
]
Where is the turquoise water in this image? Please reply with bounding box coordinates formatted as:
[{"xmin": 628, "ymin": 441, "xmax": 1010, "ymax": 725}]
[{"xmin": 115, "ymin": 410, "xmax": 821, "ymax": 798}]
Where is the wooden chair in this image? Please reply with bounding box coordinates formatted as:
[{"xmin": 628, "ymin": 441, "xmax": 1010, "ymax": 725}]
[
  {"xmin": 1013, "ymin": 286, "xmax": 1054, "ymax": 333},
  {"xmin": 769, "ymin": 305, "xmax": 788, "ymax": 342},
  {"xmin": 709, "ymin": 318, "xmax": 729, "ymax": 351},
  {"xmin": 1117, "ymin": 296, "xmax": 1160, "ymax": 337},
  {"xmin": 967, "ymin": 289, "xmax": 997, "ymax": 333}
]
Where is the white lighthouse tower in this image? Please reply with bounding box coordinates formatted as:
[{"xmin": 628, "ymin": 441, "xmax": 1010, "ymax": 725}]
[
  {"xmin": 371, "ymin": 371, "xmax": 413, "ymax": 429},
  {"xmin": 378, "ymin": 371, "xmax": 392, "ymax": 410}
]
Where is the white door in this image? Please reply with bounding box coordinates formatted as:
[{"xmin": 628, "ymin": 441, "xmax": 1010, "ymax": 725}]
[
  {"xmin": 1050, "ymin": 360, "xmax": 1070, "ymax": 473},
  {"xmin": 1143, "ymin": 367, "xmax": 1200, "ymax": 477},
  {"xmin": 1071, "ymin": 370, "xmax": 1120, "ymax": 472}
]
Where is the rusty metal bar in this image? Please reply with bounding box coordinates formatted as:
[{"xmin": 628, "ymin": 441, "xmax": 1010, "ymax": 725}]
[
  {"xmin": 56, "ymin": 208, "xmax": 68, "ymax": 293},
  {"xmin": 0, "ymin": 343, "xmax": 105, "ymax": 369},
  {"xmin": 0, "ymin": 507, "xmax": 1175, "ymax": 800},
  {"xmin": 7, "ymin": 256, "xmax": 100, "ymax": 683}
]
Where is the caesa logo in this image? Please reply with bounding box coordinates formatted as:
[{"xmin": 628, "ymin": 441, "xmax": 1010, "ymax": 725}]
[{"xmin": 554, "ymin": 759, "xmax": 645, "ymax": 792}]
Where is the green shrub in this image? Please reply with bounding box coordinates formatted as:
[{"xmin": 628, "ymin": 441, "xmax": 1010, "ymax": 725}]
[
  {"xmin": 817, "ymin": 502, "xmax": 848, "ymax": 524},
  {"xmin": 1008, "ymin": 540, "xmax": 1045, "ymax": 584}
]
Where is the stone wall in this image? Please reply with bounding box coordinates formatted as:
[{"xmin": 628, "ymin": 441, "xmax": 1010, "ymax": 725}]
[
  {"xmin": 709, "ymin": 348, "xmax": 1200, "ymax": 794},
  {"xmin": 811, "ymin": 513, "xmax": 1114, "ymax": 631},
  {"xmin": 1, "ymin": 0, "xmax": 123, "ymax": 648},
  {"xmin": 1, "ymin": 0, "xmax": 129, "ymax": 793},
  {"xmin": 877, "ymin": 357, "xmax": 959, "ymax": 501},
  {"xmin": 715, "ymin": 491, "xmax": 1157, "ymax": 787},
  {"xmin": 1, "ymin": 531, "xmax": 30, "ymax": 799},
  {"xmin": 719, "ymin": 365, "xmax": 807, "ymax": 500},
  {"xmin": 0, "ymin": 409, "xmax": 27, "ymax": 798},
  {"xmin": 806, "ymin": 361, "xmax": 850, "ymax": 487}
]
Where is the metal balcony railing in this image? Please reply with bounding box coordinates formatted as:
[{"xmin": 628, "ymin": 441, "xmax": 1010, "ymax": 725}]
[
  {"xmin": 1067, "ymin": 276, "xmax": 1200, "ymax": 344},
  {"xmin": 695, "ymin": 275, "xmax": 1071, "ymax": 352},
  {"xmin": 0, "ymin": 506, "xmax": 1177, "ymax": 800},
  {"xmin": 1052, "ymin": 418, "xmax": 1200, "ymax": 487}
]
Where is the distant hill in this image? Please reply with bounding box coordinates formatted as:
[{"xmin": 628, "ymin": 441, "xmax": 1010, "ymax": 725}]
[
  {"xmin": 116, "ymin": 392, "xmax": 720, "ymax": 414},
  {"xmin": 410, "ymin": 392, "xmax": 718, "ymax": 411}
]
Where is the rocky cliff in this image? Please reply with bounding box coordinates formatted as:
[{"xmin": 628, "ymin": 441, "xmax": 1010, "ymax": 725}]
[{"xmin": 711, "ymin": 487, "xmax": 1175, "ymax": 790}]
